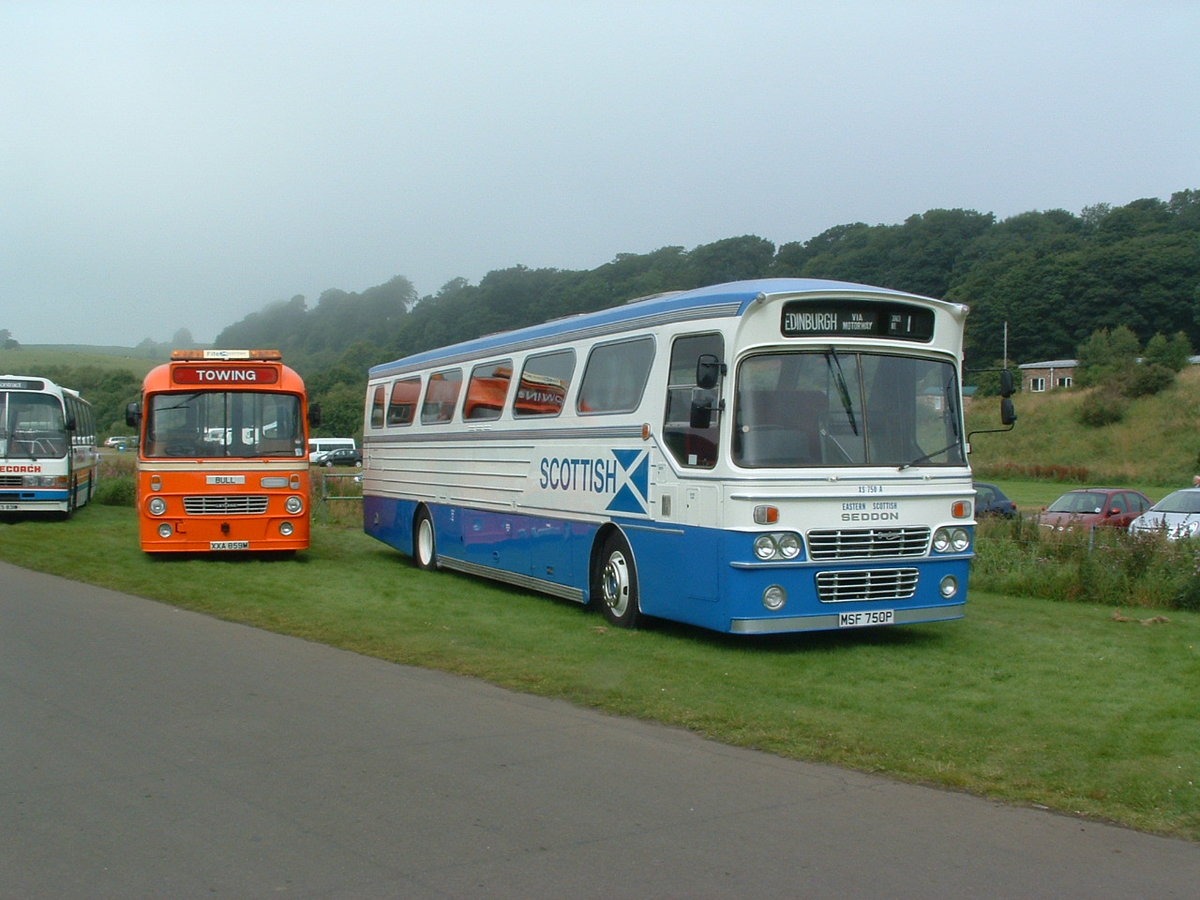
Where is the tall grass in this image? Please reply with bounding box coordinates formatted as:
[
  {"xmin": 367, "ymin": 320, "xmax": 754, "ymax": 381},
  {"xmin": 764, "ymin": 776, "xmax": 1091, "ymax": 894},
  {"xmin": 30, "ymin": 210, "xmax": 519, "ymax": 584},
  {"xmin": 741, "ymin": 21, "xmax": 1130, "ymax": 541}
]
[{"xmin": 973, "ymin": 516, "xmax": 1200, "ymax": 611}]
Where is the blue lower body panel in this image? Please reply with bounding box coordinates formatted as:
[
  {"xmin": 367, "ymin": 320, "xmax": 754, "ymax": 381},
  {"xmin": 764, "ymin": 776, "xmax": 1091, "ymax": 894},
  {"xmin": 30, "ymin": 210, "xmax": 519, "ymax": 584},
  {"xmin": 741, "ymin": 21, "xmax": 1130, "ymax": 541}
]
[{"xmin": 362, "ymin": 495, "xmax": 971, "ymax": 634}]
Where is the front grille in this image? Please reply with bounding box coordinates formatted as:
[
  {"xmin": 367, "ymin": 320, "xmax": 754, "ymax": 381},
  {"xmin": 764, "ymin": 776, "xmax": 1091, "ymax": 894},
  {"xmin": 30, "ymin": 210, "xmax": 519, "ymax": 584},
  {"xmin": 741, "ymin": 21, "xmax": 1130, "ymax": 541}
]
[
  {"xmin": 807, "ymin": 526, "xmax": 930, "ymax": 560},
  {"xmin": 817, "ymin": 568, "xmax": 919, "ymax": 602},
  {"xmin": 0, "ymin": 476, "xmax": 21, "ymax": 487},
  {"xmin": 183, "ymin": 495, "xmax": 269, "ymax": 515}
]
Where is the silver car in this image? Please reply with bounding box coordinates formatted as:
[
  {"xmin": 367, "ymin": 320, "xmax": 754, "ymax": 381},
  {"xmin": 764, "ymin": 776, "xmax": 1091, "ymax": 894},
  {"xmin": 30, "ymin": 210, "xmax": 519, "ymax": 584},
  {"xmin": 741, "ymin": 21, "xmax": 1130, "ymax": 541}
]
[{"xmin": 1128, "ymin": 488, "xmax": 1200, "ymax": 540}]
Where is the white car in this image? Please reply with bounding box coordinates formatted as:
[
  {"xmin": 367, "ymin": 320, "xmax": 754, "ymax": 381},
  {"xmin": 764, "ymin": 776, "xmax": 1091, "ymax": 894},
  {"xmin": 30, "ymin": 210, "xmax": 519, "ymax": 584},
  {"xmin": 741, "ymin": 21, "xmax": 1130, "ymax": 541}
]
[{"xmin": 1128, "ymin": 488, "xmax": 1200, "ymax": 540}]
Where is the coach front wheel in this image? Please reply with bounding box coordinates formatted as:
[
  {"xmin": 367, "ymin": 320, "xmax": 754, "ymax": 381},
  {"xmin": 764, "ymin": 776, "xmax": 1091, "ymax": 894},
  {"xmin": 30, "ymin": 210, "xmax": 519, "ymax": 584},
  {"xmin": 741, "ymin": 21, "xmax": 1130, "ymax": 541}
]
[
  {"xmin": 414, "ymin": 508, "xmax": 438, "ymax": 571},
  {"xmin": 593, "ymin": 533, "xmax": 641, "ymax": 628}
]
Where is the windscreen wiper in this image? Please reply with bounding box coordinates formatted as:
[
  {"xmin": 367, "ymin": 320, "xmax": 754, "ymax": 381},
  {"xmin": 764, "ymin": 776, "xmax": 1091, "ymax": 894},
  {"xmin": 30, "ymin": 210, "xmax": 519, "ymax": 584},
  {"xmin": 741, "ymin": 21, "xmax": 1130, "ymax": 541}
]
[
  {"xmin": 899, "ymin": 440, "xmax": 961, "ymax": 471},
  {"xmin": 824, "ymin": 349, "xmax": 858, "ymax": 436},
  {"xmin": 899, "ymin": 376, "xmax": 963, "ymax": 470}
]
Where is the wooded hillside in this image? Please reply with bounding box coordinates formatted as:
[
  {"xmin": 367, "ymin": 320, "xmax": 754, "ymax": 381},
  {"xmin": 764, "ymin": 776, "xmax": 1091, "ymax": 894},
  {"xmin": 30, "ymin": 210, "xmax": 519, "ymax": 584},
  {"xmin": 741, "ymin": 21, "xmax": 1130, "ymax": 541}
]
[{"xmin": 217, "ymin": 190, "xmax": 1200, "ymax": 389}]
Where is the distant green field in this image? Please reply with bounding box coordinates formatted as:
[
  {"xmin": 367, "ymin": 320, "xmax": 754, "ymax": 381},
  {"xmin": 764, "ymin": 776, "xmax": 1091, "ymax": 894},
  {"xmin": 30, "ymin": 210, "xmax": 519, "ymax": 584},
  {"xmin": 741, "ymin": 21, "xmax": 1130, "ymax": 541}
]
[
  {"xmin": 966, "ymin": 366, "xmax": 1200, "ymax": 488},
  {"xmin": 0, "ymin": 346, "xmax": 159, "ymax": 376}
]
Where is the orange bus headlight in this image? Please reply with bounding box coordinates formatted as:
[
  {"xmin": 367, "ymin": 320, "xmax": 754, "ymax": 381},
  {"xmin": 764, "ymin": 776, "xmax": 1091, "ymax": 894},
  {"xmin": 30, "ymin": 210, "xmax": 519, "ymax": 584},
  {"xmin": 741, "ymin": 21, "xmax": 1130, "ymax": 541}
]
[
  {"xmin": 148, "ymin": 497, "xmax": 167, "ymax": 516},
  {"xmin": 279, "ymin": 521, "xmax": 295, "ymax": 536},
  {"xmin": 285, "ymin": 495, "xmax": 304, "ymax": 514},
  {"xmin": 157, "ymin": 523, "xmax": 173, "ymax": 538}
]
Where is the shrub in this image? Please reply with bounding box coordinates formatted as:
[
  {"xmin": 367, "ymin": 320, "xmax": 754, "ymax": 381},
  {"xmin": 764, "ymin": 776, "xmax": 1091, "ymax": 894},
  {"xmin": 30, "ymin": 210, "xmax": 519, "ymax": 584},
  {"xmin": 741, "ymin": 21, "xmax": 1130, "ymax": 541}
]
[
  {"xmin": 1076, "ymin": 392, "xmax": 1127, "ymax": 427},
  {"xmin": 94, "ymin": 476, "xmax": 136, "ymax": 507},
  {"xmin": 1116, "ymin": 362, "xmax": 1175, "ymax": 398}
]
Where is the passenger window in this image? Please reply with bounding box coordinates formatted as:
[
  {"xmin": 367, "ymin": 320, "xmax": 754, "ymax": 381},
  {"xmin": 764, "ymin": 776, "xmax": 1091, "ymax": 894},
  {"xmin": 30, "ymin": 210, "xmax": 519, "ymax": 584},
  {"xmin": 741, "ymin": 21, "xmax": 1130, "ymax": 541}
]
[
  {"xmin": 663, "ymin": 333, "xmax": 723, "ymax": 468},
  {"xmin": 513, "ymin": 350, "xmax": 574, "ymax": 417},
  {"xmin": 577, "ymin": 336, "xmax": 655, "ymax": 414},
  {"xmin": 464, "ymin": 361, "xmax": 512, "ymax": 420},
  {"xmin": 386, "ymin": 377, "xmax": 421, "ymax": 426},
  {"xmin": 420, "ymin": 369, "xmax": 463, "ymax": 424},
  {"xmin": 369, "ymin": 385, "xmax": 386, "ymax": 429}
]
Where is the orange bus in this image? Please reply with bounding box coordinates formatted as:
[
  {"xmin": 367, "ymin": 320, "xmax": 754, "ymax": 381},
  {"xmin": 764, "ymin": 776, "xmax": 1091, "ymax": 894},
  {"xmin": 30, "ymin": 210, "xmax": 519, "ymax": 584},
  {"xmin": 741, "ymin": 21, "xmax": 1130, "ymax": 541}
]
[{"xmin": 125, "ymin": 349, "xmax": 319, "ymax": 553}]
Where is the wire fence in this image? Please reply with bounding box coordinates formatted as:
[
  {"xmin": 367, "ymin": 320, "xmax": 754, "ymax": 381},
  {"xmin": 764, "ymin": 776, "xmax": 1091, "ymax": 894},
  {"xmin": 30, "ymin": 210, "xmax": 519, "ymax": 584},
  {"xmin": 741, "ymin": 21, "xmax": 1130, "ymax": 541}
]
[
  {"xmin": 314, "ymin": 470, "xmax": 363, "ymax": 524},
  {"xmin": 972, "ymin": 515, "xmax": 1200, "ymax": 611}
]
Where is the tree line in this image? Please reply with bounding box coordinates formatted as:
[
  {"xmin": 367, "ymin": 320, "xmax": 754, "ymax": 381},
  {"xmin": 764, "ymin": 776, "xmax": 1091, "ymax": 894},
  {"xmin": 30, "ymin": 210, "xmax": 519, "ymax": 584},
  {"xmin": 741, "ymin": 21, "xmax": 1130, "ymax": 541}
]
[
  {"xmin": 213, "ymin": 190, "xmax": 1198, "ymax": 436},
  {"xmin": 9, "ymin": 190, "xmax": 1197, "ymax": 438}
]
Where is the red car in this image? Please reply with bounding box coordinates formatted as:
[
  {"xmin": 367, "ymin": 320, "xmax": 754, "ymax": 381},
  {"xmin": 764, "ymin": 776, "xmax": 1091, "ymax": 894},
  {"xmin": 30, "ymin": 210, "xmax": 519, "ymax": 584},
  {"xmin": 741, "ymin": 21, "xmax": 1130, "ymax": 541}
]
[{"xmin": 1038, "ymin": 488, "xmax": 1152, "ymax": 531}]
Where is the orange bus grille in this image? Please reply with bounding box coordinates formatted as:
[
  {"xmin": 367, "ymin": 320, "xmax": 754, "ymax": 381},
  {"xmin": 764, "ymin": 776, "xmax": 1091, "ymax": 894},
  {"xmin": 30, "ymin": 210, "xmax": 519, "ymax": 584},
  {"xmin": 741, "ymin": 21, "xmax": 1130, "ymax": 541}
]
[{"xmin": 183, "ymin": 495, "xmax": 270, "ymax": 515}]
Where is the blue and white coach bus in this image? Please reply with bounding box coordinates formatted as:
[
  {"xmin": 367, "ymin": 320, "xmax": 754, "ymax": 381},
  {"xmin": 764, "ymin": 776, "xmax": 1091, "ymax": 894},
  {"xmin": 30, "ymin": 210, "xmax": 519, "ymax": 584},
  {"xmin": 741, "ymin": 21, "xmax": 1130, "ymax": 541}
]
[
  {"xmin": 0, "ymin": 374, "xmax": 99, "ymax": 516},
  {"xmin": 362, "ymin": 278, "xmax": 1010, "ymax": 635}
]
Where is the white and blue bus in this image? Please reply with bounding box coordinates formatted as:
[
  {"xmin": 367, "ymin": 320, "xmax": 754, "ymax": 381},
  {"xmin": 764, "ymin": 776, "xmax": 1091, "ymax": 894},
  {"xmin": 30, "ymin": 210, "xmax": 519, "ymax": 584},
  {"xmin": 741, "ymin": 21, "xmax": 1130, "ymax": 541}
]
[
  {"xmin": 362, "ymin": 278, "xmax": 1011, "ymax": 635},
  {"xmin": 0, "ymin": 375, "xmax": 99, "ymax": 516}
]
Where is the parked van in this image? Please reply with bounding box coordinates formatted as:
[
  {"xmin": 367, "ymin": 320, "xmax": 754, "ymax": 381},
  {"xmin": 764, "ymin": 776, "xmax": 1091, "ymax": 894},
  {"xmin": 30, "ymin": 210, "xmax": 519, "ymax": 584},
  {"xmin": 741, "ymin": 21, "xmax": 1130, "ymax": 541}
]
[{"xmin": 308, "ymin": 437, "xmax": 357, "ymax": 460}]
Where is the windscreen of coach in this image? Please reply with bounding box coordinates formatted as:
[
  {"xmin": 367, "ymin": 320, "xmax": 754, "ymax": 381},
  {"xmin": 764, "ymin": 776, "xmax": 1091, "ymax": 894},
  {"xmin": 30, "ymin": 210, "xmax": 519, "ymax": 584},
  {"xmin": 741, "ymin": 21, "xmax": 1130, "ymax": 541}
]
[
  {"xmin": 733, "ymin": 352, "xmax": 964, "ymax": 468},
  {"xmin": 145, "ymin": 391, "xmax": 304, "ymax": 458}
]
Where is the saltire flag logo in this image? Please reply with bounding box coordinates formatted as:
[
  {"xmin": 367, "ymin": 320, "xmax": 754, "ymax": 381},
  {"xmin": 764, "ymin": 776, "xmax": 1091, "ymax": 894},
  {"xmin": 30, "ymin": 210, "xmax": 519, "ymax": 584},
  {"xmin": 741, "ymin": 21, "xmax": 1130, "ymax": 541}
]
[{"xmin": 606, "ymin": 449, "xmax": 649, "ymax": 515}]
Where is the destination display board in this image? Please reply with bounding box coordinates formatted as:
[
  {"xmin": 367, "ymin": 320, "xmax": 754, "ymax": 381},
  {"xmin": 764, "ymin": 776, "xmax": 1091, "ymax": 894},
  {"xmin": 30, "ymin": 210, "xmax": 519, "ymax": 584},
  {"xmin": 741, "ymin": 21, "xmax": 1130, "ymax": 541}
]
[
  {"xmin": 780, "ymin": 302, "xmax": 934, "ymax": 342},
  {"xmin": 0, "ymin": 378, "xmax": 46, "ymax": 391}
]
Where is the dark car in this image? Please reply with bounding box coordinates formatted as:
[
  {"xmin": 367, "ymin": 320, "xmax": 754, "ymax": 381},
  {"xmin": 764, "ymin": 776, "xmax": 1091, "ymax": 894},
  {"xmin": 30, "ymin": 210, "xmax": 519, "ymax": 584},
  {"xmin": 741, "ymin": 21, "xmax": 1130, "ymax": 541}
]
[
  {"xmin": 317, "ymin": 447, "xmax": 362, "ymax": 467},
  {"xmin": 1038, "ymin": 488, "xmax": 1152, "ymax": 532},
  {"xmin": 974, "ymin": 482, "xmax": 1017, "ymax": 518}
]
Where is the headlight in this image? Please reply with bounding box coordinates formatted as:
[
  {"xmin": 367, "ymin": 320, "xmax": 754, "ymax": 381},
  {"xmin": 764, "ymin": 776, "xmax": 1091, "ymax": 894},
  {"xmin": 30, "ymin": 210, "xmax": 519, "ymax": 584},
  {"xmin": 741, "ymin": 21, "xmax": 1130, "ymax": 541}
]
[
  {"xmin": 280, "ymin": 521, "xmax": 295, "ymax": 536},
  {"xmin": 753, "ymin": 532, "xmax": 804, "ymax": 561},
  {"xmin": 754, "ymin": 535, "xmax": 777, "ymax": 560},
  {"xmin": 932, "ymin": 526, "xmax": 972, "ymax": 554},
  {"xmin": 777, "ymin": 533, "xmax": 802, "ymax": 559},
  {"xmin": 285, "ymin": 495, "xmax": 304, "ymax": 514},
  {"xmin": 27, "ymin": 475, "xmax": 69, "ymax": 488},
  {"xmin": 148, "ymin": 497, "xmax": 167, "ymax": 516}
]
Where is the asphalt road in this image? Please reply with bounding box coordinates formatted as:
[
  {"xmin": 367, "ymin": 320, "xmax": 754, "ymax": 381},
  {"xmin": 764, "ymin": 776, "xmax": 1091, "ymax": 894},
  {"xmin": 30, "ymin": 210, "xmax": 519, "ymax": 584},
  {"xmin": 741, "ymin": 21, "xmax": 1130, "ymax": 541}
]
[{"xmin": 2, "ymin": 560, "xmax": 1198, "ymax": 898}]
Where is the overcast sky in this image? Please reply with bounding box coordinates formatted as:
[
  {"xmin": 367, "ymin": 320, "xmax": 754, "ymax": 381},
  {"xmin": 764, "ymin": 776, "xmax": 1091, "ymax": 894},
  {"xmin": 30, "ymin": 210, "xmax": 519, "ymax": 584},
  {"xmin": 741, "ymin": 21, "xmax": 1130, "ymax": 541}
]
[{"xmin": 3, "ymin": 1, "xmax": 1197, "ymax": 347}]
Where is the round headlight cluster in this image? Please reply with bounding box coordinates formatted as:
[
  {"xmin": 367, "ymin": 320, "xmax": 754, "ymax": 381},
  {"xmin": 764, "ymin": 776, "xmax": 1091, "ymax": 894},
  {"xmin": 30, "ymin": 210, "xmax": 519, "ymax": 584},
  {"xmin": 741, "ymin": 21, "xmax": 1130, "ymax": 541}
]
[
  {"xmin": 932, "ymin": 526, "xmax": 971, "ymax": 553},
  {"xmin": 285, "ymin": 495, "xmax": 304, "ymax": 514},
  {"xmin": 148, "ymin": 497, "xmax": 167, "ymax": 516},
  {"xmin": 753, "ymin": 532, "xmax": 803, "ymax": 561}
]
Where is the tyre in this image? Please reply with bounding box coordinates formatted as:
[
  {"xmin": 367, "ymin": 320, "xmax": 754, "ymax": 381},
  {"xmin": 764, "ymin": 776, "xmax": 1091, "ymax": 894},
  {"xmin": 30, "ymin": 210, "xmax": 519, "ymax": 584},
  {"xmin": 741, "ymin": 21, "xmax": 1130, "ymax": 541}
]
[
  {"xmin": 592, "ymin": 532, "xmax": 641, "ymax": 627},
  {"xmin": 414, "ymin": 508, "xmax": 438, "ymax": 571}
]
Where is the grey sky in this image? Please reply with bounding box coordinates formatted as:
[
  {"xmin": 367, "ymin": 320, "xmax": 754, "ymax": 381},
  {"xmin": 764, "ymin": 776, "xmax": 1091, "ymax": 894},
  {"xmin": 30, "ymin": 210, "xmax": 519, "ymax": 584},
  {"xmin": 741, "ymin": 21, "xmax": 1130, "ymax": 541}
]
[{"xmin": 3, "ymin": 0, "xmax": 1197, "ymax": 347}]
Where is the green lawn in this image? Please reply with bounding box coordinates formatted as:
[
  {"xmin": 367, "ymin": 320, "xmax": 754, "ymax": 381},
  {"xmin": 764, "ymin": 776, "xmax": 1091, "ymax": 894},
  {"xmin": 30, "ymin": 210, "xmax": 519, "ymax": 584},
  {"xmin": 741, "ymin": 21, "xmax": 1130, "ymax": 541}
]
[{"xmin": 2, "ymin": 503, "xmax": 1198, "ymax": 841}]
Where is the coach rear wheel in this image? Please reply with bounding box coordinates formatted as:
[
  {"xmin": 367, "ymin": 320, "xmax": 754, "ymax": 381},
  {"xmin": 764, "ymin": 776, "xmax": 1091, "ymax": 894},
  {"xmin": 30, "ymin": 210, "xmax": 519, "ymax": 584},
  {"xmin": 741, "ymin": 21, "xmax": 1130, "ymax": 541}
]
[
  {"xmin": 593, "ymin": 533, "xmax": 641, "ymax": 628},
  {"xmin": 414, "ymin": 508, "xmax": 438, "ymax": 571}
]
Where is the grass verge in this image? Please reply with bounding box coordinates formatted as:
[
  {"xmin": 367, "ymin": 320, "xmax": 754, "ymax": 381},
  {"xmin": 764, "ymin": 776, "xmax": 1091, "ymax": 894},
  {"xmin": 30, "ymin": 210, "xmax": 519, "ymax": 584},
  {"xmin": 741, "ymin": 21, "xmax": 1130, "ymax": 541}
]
[{"xmin": 2, "ymin": 504, "xmax": 1198, "ymax": 841}]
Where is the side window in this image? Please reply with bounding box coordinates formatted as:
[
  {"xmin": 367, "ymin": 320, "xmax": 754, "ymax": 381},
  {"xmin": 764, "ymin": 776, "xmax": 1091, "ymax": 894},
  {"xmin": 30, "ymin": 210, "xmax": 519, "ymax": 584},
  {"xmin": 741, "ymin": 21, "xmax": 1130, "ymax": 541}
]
[
  {"xmin": 369, "ymin": 385, "xmax": 386, "ymax": 428},
  {"xmin": 420, "ymin": 369, "xmax": 463, "ymax": 424},
  {"xmin": 663, "ymin": 333, "xmax": 723, "ymax": 468},
  {"xmin": 386, "ymin": 377, "xmax": 421, "ymax": 426},
  {"xmin": 464, "ymin": 361, "xmax": 512, "ymax": 421},
  {"xmin": 513, "ymin": 350, "xmax": 574, "ymax": 418},
  {"xmin": 577, "ymin": 336, "xmax": 655, "ymax": 415}
]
